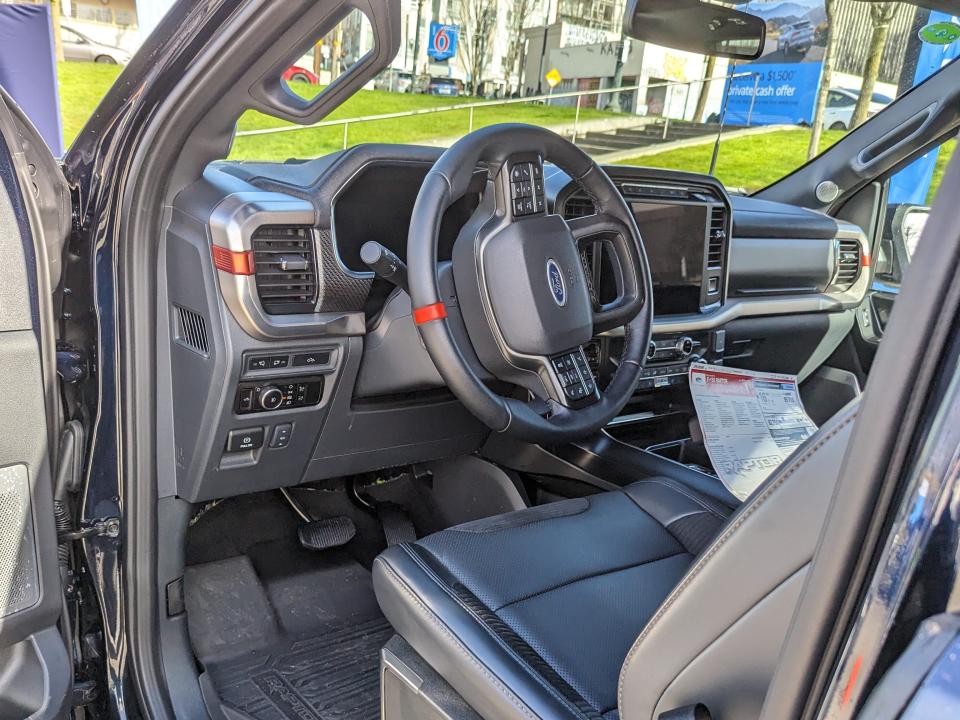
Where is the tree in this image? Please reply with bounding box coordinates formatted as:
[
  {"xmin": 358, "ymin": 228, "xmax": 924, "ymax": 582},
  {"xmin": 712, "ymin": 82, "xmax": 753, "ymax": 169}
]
[
  {"xmin": 457, "ymin": 0, "xmax": 498, "ymax": 95},
  {"xmin": 693, "ymin": 55, "xmax": 717, "ymax": 123},
  {"xmin": 48, "ymin": 0, "xmax": 64, "ymax": 62},
  {"xmin": 808, "ymin": 0, "xmax": 839, "ymax": 160},
  {"xmin": 502, "ymin": 0, "xmax": 534, "ymax": 94},
  {"xmin": 850, "ymin": 2, "xmax": 897, "ymax": 129}
]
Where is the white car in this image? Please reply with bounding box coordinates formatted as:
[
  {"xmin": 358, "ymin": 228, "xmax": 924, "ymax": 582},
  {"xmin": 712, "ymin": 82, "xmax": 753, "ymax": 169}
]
[
  {"xmin": 823, "ymin": 87, "xmax": 893, "ymax": 130},
  {"xmin": 61, "ymin": 25, "xmax": 132, "ymax": 64}
]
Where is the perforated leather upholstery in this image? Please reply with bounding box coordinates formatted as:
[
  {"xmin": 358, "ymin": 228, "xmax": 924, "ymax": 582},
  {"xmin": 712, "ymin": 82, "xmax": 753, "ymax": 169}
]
[{"xmin": 373, "ymin": 400, "xmax": 858, "ymax": 720}]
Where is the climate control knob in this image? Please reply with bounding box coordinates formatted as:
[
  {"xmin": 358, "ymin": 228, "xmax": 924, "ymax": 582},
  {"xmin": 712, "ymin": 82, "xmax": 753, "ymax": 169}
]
[
  {"xmin": 676, "ymin": 336, "xmax": 694, "ymax": 357},
  {"xmin": 647, "ymin": 341, "xmax": 658, "ymax": 361},
  {"xmin": 258, "ymin": 385, "xmax": 284, "ymax": 411}
]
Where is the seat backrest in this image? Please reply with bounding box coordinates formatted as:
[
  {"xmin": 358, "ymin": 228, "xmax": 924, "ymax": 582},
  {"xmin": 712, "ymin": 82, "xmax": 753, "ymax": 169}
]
[{"xmin": 619, "ymin": 399, "xmax": 860, "ymax": 720}]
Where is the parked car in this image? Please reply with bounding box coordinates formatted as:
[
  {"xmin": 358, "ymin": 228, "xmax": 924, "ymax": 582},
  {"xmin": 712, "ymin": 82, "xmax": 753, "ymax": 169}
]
[
  {"xmin": 824, "ymin": 87, "xmax": 894, "ymax": 130},
  {"xmin": 0, "ymin": 2, "xmax": 959, "ymax": 720},
  {"xmin": 423, "ymin": 76, "xmax": 460, "ymax": 96},
  {"xmin": 60, "ymin": 24, "xmax": 131, "ymax": 64},
  {"xmin": 282, "ymin": 65, "xmax": 320, "ymax": 85},
  {"xmin": 374, "ymin": 68, "xmax": 414, "ymax": 93},
  {"xmin": 779, "ymin": 19, "xmax": 815, "ymax": 57}
]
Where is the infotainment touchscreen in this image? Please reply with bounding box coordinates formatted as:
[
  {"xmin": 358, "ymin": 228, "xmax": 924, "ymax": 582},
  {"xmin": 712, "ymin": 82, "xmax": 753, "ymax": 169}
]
[{"xmin": 630, "ymin": 202, "xmax": 708, "ymax": 315}]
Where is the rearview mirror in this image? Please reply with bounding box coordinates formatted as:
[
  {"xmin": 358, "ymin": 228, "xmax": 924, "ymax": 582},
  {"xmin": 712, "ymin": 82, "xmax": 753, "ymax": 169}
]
[{"xmin": 622, "ymin": 0, "xmax": 766, "ymax": 61}]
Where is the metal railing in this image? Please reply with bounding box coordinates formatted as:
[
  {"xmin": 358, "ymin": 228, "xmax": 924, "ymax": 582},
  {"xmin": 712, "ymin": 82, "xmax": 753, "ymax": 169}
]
[{"xmin": 234, "ymin": 71, "xmax": 760, "ymax": 150}]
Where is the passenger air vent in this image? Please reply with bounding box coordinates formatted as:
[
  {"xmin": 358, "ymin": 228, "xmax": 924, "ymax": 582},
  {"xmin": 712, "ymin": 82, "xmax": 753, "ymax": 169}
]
[
  {"xmin": 562, "ymin": 195, "xmax": 595, "ymax": 219},
  {"xmin": 707, "ymin": 206, "xmax": 727, "ymax": 270},
  {"xmin": 834, "ymin": 239, "xmax": 861, "ymax": 289},
  {"xmin": 173, "ymin": 305, "xmax": 209, "ymax": 356},
  {"xmin": 252, "ymin": 225, "xmax": 318, "ymax": 315}
]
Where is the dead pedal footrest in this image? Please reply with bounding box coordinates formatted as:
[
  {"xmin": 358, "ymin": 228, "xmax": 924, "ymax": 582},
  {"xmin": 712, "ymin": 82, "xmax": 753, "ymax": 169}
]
[{"xmin": 298, "ymin": 516, "xmax": 357, "ymax": 551}]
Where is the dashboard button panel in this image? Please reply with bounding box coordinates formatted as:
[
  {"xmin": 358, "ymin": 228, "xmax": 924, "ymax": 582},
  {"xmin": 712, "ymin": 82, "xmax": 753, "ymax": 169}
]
[{"xmin": 235, "ymin": 376, "xmax": 324, "ymax": 414}]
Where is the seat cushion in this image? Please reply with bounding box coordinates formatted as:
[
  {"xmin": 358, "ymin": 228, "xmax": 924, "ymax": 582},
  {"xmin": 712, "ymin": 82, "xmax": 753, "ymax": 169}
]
[{"xmin": 373, "ymin": 477, "xmax": 733, "ymax": 720}]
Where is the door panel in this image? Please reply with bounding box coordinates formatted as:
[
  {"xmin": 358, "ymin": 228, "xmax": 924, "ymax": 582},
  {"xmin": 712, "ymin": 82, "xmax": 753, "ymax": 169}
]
[{"xmin": 0, "ymin": 96, "xmax": 71, "ymax": 717}]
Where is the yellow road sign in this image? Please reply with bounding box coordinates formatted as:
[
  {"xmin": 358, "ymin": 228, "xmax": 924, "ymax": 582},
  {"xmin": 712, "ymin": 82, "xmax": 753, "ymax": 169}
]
[{"xmin": 545, "ymin": 68, "xmax": 562, "ymax": 89}]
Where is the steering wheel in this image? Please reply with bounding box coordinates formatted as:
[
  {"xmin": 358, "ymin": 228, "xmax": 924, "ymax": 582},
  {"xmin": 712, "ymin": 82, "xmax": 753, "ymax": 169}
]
[{"xmin": 407, "ymin": 124, "xmax": 653, "ymax": 443}]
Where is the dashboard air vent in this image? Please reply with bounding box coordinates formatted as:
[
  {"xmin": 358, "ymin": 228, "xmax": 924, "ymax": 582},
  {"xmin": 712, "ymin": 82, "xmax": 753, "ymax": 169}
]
[
  {"xmin": 563, "ymin": 195, "xmax": 595, "ymax": 219},
  {"xmin": 173, "ymin": 305, "xmax": 209, "ymax": 356},
  {"xmin": 707, "ymin": 206, "xmax": 727, "ymax": 270},
  {"xmin": 834, "ymin": 239, "xmax": 861, "ymax": 289},
  {"xmin": 252, "ymin": 225, "xmax": 318, "ymax": 315}
]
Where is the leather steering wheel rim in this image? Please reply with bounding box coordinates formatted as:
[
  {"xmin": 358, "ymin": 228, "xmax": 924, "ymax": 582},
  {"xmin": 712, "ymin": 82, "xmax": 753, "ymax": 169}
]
[{"xmin": 407, "ymin": 123, "xmax": 653, "ymax": 443}]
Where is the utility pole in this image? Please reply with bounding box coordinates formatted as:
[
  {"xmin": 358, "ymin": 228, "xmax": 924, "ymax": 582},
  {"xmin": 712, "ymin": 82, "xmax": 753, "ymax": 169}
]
[
  {"xmin": 535, "ymin": 0, "xmax": 554, "ymax": 94},
  {"xmin": 411, "ymin": 0, "xmax": 426, "ymax": 78}
]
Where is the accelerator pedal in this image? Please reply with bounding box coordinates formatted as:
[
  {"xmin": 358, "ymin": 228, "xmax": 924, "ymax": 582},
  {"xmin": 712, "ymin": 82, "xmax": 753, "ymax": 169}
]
[
  {"xmin": 298, "ymin": 516, "xmax": 357, "ymax": 551},
  {"xmin": 378, "ymin": 503, "xmax": 416, "ymax": 546}
]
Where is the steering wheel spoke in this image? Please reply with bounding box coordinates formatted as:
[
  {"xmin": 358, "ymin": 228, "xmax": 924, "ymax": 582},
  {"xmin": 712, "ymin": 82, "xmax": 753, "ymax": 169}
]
[{"xmin": 566, "ymin": 211, "xmax": 648, "ymax": 335}]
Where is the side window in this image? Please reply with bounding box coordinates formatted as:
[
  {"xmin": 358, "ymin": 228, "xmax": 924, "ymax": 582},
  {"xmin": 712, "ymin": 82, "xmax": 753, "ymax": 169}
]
[
  {"xmin": 827, "ymin": 91, "xmax": 846, "ymax": 108},
  {"xmin": 875, "ymin": 135, "xmax": 957, "ymax": 285}
]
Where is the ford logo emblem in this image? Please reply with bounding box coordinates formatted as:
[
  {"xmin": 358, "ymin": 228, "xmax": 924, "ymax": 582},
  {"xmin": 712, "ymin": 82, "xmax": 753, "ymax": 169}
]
[{"xmin": 546, "ymin": 258, "xmax": 566, "ymax": 307}]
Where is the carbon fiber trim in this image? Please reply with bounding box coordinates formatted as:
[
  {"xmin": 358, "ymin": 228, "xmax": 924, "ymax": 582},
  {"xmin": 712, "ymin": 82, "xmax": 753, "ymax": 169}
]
[{"xmin": 316, "ymin": 227, "xmax": 372, "ymax": 312}]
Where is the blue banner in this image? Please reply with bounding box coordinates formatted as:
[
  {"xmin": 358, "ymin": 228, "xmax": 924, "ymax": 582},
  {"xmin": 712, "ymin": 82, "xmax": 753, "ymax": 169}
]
[
  {"xmin": 723, "ymin": 62, "xmax": 824, "ymax": 126},
  {"xmin": 889, "ymin": 11, "xmax": 960, "ymax": 206},
  {"xmin": 0, "ymin": 4, "xmax": 63, "ymax": 156},
  {"xmin": 428, "ymin": 22, "xmax": 458, "ymax": 62}
]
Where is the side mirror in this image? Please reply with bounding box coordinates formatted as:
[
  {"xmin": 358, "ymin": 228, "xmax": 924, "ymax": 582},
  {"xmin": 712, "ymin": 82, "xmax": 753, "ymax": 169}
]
[
  {"xmin": 622, "ymin": 0, "xmax": 766, "ymax": 60},
  {"xmin": 892, "ymin": 204, "xmax": 930, "ymax": 262}
]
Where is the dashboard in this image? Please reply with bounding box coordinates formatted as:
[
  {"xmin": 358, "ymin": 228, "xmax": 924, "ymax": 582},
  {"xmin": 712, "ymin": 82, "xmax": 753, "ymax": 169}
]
[{"xmin": 161, "ymin": 143, "xmax": 868, "ymax": 503}]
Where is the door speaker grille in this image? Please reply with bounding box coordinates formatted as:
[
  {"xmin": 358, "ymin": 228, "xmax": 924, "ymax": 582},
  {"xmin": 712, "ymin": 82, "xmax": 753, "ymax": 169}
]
[{"xmin": 0, "ymin": 464, "xmax": 39, "ymax": 618}]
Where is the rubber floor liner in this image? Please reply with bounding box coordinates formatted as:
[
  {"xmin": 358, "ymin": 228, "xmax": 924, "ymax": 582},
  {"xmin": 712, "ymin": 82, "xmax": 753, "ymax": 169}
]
[{"xmin": 208, "ymin": 616, "xmax": 394, "ymax": 720}]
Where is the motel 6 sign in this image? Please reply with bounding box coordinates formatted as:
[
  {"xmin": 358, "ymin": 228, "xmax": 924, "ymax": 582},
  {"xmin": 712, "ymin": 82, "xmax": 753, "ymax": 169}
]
[{"xmin": 428, "ymin": 22, "xmax": 459, "ymax": 61}]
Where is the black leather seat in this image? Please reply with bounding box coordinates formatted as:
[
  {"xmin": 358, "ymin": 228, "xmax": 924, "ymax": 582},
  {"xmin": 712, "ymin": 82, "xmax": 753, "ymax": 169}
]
[
  {"xmin": 373, "ymin": 476, "xmax": 735, "ymax": 720},
  {"xmin": 373, "ymin": 401, "xmax": 860, "ymax": 720}
]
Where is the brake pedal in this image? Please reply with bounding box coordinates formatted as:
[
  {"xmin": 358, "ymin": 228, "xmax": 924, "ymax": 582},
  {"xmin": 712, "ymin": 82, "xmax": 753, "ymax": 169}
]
[{"xmin": 298, "ymin": 516, "xmax": 357, "ymax": 551}]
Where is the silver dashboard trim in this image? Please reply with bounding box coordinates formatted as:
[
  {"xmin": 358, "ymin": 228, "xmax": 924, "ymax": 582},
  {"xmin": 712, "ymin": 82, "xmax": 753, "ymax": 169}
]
[
  {"xmin": 601, "ymin": 294, "xmax": 847, "ymax": 337},
  {"xmin": 208, "ymin": 191, "xmax": 366, "ymax": 340}
]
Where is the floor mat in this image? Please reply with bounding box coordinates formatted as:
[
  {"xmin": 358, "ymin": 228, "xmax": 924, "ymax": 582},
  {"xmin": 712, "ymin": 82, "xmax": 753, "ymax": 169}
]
[{"xmin": 208, "ymin": 616, "xmax": 394, "ymax": 720}]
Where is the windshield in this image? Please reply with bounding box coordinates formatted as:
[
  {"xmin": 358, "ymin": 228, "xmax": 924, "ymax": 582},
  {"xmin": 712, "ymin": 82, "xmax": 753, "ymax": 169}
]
[{"xmin": 49, "ymin": 2, "xmax": 958, "ymax": 198}]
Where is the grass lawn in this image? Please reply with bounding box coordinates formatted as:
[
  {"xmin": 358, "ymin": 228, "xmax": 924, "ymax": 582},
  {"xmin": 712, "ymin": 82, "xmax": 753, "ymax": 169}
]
[
  {"xmin": 620, "ymin": 129, "xmax": 848, "ymax": 193},
  {"xmin": 57, "ymin": 62, "xmax": 608, "ymax": 161},
  {"xmin": 623, "ymin": 129, "xmax": 957, "ymax": 199},
  {"xmin": 57, "ymin": 62, "xmax": 956, "ymax": 199}
]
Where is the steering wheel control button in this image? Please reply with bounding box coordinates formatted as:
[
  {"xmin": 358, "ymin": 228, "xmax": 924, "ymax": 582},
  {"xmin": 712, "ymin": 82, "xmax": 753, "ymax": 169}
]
[
  {"xmin": 510, "ymin": 163, "xmax": 530, "ymax": 182},
  {"xmin": 269, "ymin": 423, "xmax": 293, "ymax": 449},
  {"xmin": 508, "ymin": 161, "xmax": 546, "ymax": 217},
  {"xmin": 226, "ymin": 427, "xmax": 264, "ymax": 453}
]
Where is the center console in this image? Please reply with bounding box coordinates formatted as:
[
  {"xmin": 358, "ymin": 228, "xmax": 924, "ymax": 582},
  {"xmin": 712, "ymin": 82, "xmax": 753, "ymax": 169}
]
[{"xmin": 560, "ymin": 172, "xmax": 734, "ymax": 473}]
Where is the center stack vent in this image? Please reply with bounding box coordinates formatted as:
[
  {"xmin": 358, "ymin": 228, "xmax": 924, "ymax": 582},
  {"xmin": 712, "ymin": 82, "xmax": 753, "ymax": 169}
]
[
  {"xmin": 707, "ymin": 206, "xmax": 726, "ymax": 270},
  {"xmin": 252, "ymin": 225, "xmax": 318, "ymax": 315}
]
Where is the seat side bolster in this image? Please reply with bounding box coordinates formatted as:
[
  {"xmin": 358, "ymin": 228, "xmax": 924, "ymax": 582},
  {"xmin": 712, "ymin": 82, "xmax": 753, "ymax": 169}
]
[
  {"xmin": 618, "ymin": 402, "xmax": 859, "ymax": 720},
  {"xmin": 373, "ymin": 547, "xmax": 588, "ymax": 720}
]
